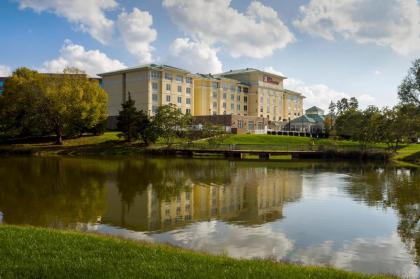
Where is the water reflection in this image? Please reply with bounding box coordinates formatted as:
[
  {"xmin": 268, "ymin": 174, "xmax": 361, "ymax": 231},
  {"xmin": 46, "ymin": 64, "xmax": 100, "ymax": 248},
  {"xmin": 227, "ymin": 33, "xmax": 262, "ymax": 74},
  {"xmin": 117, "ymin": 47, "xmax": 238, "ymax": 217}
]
[
  {"xmin": 344, "ymin": 166, "xmax": 420, "ymax": 265},
  {"xmin": 0, "ymin": 157, "xmax": 419, "ymax": 277},
  {"xmin": 105, "ymin": 160, "xmax": 303, "ymax": 231}
]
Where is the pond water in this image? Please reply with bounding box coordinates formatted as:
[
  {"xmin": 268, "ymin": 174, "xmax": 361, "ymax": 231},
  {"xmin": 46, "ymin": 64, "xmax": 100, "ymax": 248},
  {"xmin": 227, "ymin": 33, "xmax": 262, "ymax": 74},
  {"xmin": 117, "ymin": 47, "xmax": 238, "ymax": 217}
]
[{"xmin": 0, "ymin": 156, "xmax": 419, "ymax": 278}]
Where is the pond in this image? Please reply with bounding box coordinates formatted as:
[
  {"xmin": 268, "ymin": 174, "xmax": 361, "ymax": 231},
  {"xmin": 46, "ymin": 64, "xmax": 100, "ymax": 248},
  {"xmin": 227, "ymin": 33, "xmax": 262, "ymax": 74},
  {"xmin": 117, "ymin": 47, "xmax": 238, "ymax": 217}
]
[{"xmin": 0, "ymin": 156, "xmax": 418, "ymax": 278}]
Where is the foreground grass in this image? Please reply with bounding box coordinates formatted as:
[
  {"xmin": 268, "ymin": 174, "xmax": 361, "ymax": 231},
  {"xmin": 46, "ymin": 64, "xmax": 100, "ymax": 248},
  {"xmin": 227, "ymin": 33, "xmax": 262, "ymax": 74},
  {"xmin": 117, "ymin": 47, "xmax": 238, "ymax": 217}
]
[{"xmin": 0, "ymin": 225, "xmax": 395, "ymax": 279}]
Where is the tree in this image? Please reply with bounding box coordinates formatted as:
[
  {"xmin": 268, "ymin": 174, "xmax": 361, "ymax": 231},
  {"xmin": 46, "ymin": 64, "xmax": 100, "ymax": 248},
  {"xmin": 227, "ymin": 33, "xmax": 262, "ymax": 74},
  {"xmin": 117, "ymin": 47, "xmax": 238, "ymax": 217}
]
[
  {"xmin": 0, "ymin": 68, "xmax": 50, "ymax": 138},
  {"xmin": 398, "ymin": 59, "xmax": 420, "ymax": 106},
  {"xmin": 153, "ymin": 105, "xmax": 190, "ymax": 146},
  {"xmin": 117, "ymin": 93, "xmax": 140, "ymax": 142},
  {"xmin": 44, "ymin": 68, "xmax": 108, "ymax": 144},
  {"xmin": 349, "ymin": 97, "xmax": 359, "ymax": 110},
  {"xmin": 137, "ymin": 110, "xmax": 158, "ymax": 146},
  {"xmin": 335, "ymin": 108, "xmax": 363, "ymax": 140},
  {"xmin": 0, "ymin": 67, "xmax": 108, "ymax": 144}
]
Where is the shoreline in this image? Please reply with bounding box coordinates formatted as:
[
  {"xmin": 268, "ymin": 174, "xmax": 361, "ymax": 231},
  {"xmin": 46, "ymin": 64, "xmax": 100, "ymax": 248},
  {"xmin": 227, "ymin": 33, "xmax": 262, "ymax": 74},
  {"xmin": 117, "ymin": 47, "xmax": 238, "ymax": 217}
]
[{"xmin": 0, "ymin": 132, "xmax": 418, "ymax": 166}]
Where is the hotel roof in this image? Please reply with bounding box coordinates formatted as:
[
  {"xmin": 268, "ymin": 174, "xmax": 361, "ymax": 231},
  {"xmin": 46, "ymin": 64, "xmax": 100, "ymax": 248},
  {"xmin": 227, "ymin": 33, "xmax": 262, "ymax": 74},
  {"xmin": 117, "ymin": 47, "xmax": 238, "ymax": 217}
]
[
  {"xmin": 98, "ymin": 64, "xmax": 191, "ymax": 76},
  {"xmin": 220, "ymin": 68, "xmax": 287, "ymax": 79}
]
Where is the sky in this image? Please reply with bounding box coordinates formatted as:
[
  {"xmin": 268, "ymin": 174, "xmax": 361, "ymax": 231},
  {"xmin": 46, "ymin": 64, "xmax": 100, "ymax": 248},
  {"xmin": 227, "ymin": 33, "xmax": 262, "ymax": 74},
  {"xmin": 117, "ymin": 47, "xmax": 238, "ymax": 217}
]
[{"xmin": 0, "ymin": 0, "xmax": 419, "ymax": 110}]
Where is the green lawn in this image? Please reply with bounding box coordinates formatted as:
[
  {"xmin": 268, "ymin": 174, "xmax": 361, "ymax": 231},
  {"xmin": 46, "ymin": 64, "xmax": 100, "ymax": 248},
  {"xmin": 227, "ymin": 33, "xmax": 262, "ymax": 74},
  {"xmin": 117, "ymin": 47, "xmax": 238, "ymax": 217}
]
[
  {"xmin": 394, "ymin": 144, "xmax": 420, "ymax": 163},
  {"xmin": 0, "ymin": 225, "xmax": 396, "ymax": 279},
  {"xmin": 219, "ymin": 134, "xmax": 382, "ymax": 148}
]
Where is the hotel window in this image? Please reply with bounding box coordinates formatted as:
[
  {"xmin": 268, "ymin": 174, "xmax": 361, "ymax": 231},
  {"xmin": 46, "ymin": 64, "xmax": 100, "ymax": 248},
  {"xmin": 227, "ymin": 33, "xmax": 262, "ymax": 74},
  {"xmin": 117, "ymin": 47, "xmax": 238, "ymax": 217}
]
[
  {"xmin": 186, "ymin": 108, "xmax": 191, "ymax": 114},
  {"xmin": 223, "ymin": 93, "xmax": 227, "ymax": 99},
  {"xmin": 177, "ymin": 85, "xmax": 182, "ymax": 93},
  {"xmin": 237, "ymin": 104, "xmax": 241, "ymax": 111},
  {"xmin": 244, "ymin": 105, "xmax": 248, "ymax": 111},
  {"xmin": 177, "ymin": 97, "xmax": 182, "ymax": 103},
  {"xmin": 152, "ymin": 82, "xmax": 158, "ymax": 90},
  {"xmin": 152, "ymin": 106, "xmax": 158, "ymax": 113},
  {"xmin": 166, "ymin": 84, "xmax": 171, "ymax": 91},
  {"xmin": 176, "ymin": 75, "xmax": 183, "ymax": 83},
  {"xmin": 231, "ymin": 103, "xmax": 234, "ymax": 110},
  {"xmin": 186, "ymin": 87, "xmax": 191, "ymax": 94},
  {"xmin": 213, "ymin": 102, "xmax": 217, "ymax": 108},
  {"xmin": 231, "ymin": 94, "xmax": 234, "ymax": 101},
  {"xmin": 186, "ymin": 98, "xmax": 191, "ymax": 104},
  {"xmin": 222, "ymin": 83, "xmax": 228, "ymax": 90},
  {"xmin": 257, "ymin": 122, "xmax": 263, "ymax": 130},
  {"xmin": 260, "ymin": 97, "xmax": 263, "ymax": 103},
  {"xmin": 237, "ymin": 86, "xmax": 242, "ymax": 93},
  {"xmin": 212, "ymin": 82, "xmax": 218, "ymax": 89},
  {"xmin": 166, "ymin": 95, "xmax": 171, "ymax": 102},
  {"xmin": 230, "ymin": 85, "xmax": 235, "ymax": 91},
  {"xmin": 237, "ymin": 95, "xmax": 240, "ymax": 101},
  {"xmin": 152, "ymin": 94, "xmax": 158, "ymax": 102},
  {"xmin": 165, "ymin": 73, "xmax": 172, "ymax": 80},
  {"xmin": 238, "ymin": 120, "xmax": 243, "ymax": 128},
  {"xmin": 243, "ymin": 87, "xmax": 249, "ymax": 93},
  {"xmin": 151, "ymin": 71, "xmax": 161, "ymax": 79},
  {"xmin": 244, "ymin": 96, "xmax": 248, "ymax": 102},
  {"xmin": 248, "ymin": 121, "xmax": 254, "ymax": 130},
  {"xmin": 260, "ymin": 107, "xmax": 263, "ymax": 112},
  {"xmin": 186, "ymin": 77, "xmax": 192, "ymax": 84},
  {"xmin": 212, "ymin": 92, "xmax": 217, "ymax": 98},
  {"xmin": 223, "ymin": 102, "xmax": 226, "ymax": 109}
]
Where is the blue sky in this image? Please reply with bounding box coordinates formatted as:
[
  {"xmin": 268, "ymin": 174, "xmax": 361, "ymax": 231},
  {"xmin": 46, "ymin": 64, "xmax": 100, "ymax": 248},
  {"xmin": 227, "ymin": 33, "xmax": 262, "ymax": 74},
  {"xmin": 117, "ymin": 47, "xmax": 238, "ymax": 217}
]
[{"xmin": 0, "ymin": 0, "xmax": 419, "ymax": 109}]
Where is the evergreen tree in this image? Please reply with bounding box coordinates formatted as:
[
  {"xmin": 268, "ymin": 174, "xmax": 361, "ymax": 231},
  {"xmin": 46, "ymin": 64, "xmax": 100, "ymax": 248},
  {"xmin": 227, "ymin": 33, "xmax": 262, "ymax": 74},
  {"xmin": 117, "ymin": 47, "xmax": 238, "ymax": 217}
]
[{"xmin": 117, "ymin": 93, "xmax": 140, "ymax": 142}]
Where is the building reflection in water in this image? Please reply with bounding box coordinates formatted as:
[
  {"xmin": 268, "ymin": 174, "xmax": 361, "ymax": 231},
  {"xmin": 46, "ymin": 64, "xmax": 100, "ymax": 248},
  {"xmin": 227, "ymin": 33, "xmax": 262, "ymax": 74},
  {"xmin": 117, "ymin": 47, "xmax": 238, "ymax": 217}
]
[{"xmin": 102, "ymin": 167, "xmax": 303, "ymax": 232}]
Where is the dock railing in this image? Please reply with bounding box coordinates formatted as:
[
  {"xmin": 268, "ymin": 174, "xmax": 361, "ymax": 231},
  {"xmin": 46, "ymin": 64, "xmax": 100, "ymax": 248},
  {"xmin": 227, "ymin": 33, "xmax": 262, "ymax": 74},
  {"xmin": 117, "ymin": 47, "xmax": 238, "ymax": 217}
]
[{"xmin": 168, "ymin": 143, "xmax": 386, "ymax": 153}]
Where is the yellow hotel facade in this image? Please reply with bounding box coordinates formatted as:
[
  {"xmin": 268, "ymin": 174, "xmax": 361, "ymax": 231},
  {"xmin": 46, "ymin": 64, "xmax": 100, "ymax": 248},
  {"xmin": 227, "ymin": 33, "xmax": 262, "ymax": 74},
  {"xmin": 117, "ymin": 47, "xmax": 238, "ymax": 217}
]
[{"xmin": 99, "ymin": 64, "xmax": 304, "ymax": 130}]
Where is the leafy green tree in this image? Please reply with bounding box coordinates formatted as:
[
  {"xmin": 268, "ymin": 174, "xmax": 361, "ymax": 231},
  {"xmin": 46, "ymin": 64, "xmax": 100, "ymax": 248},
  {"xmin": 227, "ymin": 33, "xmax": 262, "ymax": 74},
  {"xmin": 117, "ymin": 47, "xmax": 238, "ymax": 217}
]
[
  {"xmin": 44, "ymin": 68, "xmax": 108, "ymax": 144},
  {"xmin": 117, "ymin": 93, "xmax": 140, "ymax": 142},
  {"xmin": 335, "ymin": 108, "xmax": 363, "ymax": 140},
  {"xmin": 0, "ymin": 67, "xmax": 107, "ymax": 144},
  {"xmin": 0, "ymin": 68, "xmax": 50, "ymax": 137},
  {"xmin": 398, "ymin": 59, "xmax": 420, "ymax": 106},
  {"xmin": 153, "ymin": 105, "xmax": 190, "ymax": 146}
]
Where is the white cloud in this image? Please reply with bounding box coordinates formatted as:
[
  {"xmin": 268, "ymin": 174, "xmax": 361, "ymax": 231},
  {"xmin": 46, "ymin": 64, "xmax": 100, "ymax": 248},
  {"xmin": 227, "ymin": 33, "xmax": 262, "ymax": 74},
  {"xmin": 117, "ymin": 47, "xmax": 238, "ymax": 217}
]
[
  {"xmin": 294, "ymin": 0, "xmax": 420, "ymax": 55},
  {"xmin": 264, "ymin": 67, "xmax": 376, "ymax": 110},
  {"xmin": 40, "ymin": 40, "xmax": 126, "ymax": 77},
  {"xmin": 153, "ymin": 221, "xmax": 294, "ymax": 260},
  {"xmin": 0, "ymin": 65, "xmax": 11, "ymax": 76},
  {"xmin": 373, "ymin": 70, "xmax": 382, "ymax": 75},
  {"xmin": 17, "ymin": 0, "xmax": 117, "ymax": 44},
  {"xmin": 166, "ymin": 38, "xmax": 223, "ymax": 74},
  {"xmin": 117, "ymin": 8, "xmax": 157, "ymax": 64},
  {"xmin": 162, "ymin": 0, "xmax": 294, "ymax": 58}
]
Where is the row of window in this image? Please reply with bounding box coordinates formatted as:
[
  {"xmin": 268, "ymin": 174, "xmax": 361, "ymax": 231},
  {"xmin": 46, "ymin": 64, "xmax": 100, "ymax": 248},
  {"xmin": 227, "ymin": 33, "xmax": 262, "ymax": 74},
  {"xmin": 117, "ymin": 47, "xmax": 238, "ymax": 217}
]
[
  {"xmin": 153, "ymin": 82, "xmax": 192, "ymax": 94},
  {"xmin": 212, "ymin": 92, "xmax": 248, "ymax": 102},
  {"xmin": 151, "ymin": 71, "xmax": 192, "ymax": 84},
  {"xmin": 152, "ymin": 94, "xmax": 191, "ymax": 104},
  {"xmin": 212, "ymin": 102, "xmax": 248, "ymax": 111},
  {"xmin": 152, "ymin": 106, "xmax": 191, "ymax": 115},
  {"xmin": 237, "ymin": 120, "xmax": 263, "ymax": 130}
]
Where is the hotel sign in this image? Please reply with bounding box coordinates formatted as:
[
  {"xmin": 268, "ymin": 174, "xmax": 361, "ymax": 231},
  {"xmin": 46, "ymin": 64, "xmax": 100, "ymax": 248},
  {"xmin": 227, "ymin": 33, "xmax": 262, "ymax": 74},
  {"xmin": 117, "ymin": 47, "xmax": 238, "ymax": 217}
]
[{"xmin": 263, "ymin": 76, "xmax": 279, "ymax": 85}]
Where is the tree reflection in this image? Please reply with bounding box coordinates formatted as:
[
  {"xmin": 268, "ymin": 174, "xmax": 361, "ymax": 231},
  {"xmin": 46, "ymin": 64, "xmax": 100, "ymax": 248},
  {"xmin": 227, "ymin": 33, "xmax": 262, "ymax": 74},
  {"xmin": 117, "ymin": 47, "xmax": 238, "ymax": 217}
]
[
  {"xmin": 0, "ymin": 157, "xmax": 108, "ymax": 228},
  {"xmin": 345, "ymin": 166, "xmax": 420, "ymax": 264}
]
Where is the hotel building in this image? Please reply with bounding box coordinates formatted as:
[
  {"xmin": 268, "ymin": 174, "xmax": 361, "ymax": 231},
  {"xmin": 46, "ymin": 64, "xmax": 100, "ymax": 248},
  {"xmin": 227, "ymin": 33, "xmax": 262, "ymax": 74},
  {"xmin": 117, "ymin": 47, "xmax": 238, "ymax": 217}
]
[
  {"xmin": 99, "ymin": 64, "xmax": 195, "ymax": 117},
  {"xmin": 99, "ymin": 64, "xmax": 305, "ymax": 132},
  {"xmin": 220, "ymin": 68, "xmax": 304, "ymax": 121}
]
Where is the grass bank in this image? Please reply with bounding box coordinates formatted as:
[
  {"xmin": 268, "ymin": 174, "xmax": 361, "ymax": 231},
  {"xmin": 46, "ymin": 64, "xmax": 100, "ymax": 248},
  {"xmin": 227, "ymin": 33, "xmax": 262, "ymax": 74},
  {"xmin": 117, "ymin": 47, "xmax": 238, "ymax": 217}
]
[
  {"xmin": 393, "ymin": 144, "xmax": 420, "ymax": 165},
  {"xmin": 0, "ymin": 132, "xmax": 147, "ymax": 156},
  {"xmin": 0, "ymin": 225, "xmax": 395, "ymax": 279}
]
